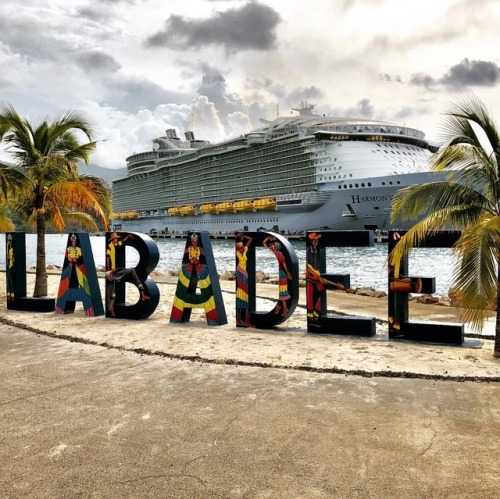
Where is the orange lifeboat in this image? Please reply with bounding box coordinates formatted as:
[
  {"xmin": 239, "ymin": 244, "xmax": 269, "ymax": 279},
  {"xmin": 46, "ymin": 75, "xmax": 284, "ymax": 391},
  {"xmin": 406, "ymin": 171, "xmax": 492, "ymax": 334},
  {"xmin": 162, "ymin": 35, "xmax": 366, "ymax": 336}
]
[
  {"xmin": 233, "ymin": 200, "xmax": 254, "ymax": 212},
  {"xmin": 180, "ymin": 205, "xmax": 195, "ymax": 216},
  {"xmin": 168, "ymin": 206, "xmax": 181, "ymax": 216},
  {"xmin": 200, "ymin": 203, "xmax": 217, "ymax": 214},
  {"xmin": 253, "ymin": 197, "xmax": 276, "ymax": 211},
  {"xmin": 215, "ymin": 201, "xmax": 234, "ymax": 213}
]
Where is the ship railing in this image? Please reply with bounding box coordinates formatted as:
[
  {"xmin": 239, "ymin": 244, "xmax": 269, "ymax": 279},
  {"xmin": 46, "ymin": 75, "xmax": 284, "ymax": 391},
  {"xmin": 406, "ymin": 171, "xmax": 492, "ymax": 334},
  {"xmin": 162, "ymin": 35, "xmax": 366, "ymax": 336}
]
[
  {"xmin": 310, "ymin": 125, "xmax": 425, "ymax": 139},
  {"xmin": 154, "ymin": 138, "xmax": 248, "ymax": 168}
]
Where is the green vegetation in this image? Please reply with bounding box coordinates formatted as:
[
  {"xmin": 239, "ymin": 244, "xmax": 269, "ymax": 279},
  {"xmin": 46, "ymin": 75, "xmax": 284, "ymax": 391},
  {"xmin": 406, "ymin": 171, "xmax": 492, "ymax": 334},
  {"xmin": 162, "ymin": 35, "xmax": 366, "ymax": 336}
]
[
  {"xmin": 0, "ymin": 104, "xmax": 111, "ymax": 297},
  {"xmin": 390, "ymin": 95, "xmax": 500, "ymax": 357}
]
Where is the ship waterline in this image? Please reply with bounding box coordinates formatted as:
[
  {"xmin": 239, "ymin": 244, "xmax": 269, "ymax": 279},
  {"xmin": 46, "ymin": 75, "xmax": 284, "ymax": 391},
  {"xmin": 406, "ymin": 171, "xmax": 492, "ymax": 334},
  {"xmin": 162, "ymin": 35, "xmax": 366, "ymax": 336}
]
[{"xmin": 112, "ymin": 104, "xmax": 443, "ymax": 234}]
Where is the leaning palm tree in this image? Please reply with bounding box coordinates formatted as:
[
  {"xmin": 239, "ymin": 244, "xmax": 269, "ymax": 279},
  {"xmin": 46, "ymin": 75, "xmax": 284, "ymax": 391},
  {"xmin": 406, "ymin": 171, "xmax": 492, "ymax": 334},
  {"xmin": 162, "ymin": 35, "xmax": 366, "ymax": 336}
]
[
  {"xmin": 0, "ymin": 104, "xmax": 111, "ymax": 297},
  {"xmin": 390, "ymin": 94, "xmax": 500, "ymax": 357}
]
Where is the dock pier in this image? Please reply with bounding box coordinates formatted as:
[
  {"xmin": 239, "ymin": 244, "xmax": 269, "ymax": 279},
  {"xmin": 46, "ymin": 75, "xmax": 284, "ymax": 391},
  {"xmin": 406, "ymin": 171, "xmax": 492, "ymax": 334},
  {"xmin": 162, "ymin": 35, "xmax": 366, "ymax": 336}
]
[{"xmin": 148, "ymin": 231, "xmax": 388, "ymax": 243}]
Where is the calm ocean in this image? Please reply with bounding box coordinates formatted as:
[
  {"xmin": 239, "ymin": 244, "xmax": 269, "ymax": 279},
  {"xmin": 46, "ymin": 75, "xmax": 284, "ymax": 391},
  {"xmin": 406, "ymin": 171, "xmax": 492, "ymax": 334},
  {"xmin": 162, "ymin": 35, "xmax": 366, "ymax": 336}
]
[{"xmin": 0, "ymin": 233, "xmax": 456, "ymax": 296}]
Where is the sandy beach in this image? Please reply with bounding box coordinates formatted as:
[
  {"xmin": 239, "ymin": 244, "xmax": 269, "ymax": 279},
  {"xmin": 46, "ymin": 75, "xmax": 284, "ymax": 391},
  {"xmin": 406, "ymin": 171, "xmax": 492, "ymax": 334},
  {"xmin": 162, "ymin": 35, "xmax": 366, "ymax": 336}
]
[{"xmin": 1, "ymin": 270, "xmax": 499, "ymax": 380}]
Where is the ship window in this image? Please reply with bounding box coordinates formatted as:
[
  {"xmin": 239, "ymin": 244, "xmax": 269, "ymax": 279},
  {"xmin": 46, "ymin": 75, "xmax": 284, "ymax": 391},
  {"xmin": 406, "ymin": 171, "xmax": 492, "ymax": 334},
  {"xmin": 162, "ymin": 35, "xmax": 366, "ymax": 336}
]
[
  {"xmin": 368, "ymin": 182, "xmax": 372, "ymax": 187},
  {"xmin": 389, "ymin": 181, "xmax": 393, "ymax": 185},
  {"xmin": 382, "ymin": 182, "xmax": 385, "ymax": 185},
  {"xmin": 338, "ymin": 186, "xmax": 342, "ymax": 189},
  {"xmin": 355, "ymin": 184, "xmax": 359, "ymax": 187},
  {"xmin": 361, "ymin": 183, "xmax": 365, "ymax": 187},
  {"xmin": 349, "ymin": 184, "xmax": 352, "ymax": 188}
]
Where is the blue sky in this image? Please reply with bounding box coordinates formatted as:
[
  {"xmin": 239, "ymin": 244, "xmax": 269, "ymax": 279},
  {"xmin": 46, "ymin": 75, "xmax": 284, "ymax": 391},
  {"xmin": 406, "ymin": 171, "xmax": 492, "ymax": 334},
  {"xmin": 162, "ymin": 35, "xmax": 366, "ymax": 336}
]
[{"xmin": 1, "ymin": 0, "xmax": 499, "ymax": 168}]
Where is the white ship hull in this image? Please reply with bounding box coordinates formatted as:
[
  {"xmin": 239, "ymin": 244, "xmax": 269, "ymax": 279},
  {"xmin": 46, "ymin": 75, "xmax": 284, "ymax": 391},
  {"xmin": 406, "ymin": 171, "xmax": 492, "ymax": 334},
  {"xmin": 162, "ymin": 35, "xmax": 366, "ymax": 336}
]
[{"xmin": 113, "ymin": 171, "xmax": 444, "ymax": 235}]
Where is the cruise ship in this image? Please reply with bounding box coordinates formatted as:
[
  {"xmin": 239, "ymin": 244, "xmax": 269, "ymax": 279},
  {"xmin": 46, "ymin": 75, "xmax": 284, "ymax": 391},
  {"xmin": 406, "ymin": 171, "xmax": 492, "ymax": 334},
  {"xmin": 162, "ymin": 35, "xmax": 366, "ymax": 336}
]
[{"xmin": 111, "ymin": 103, "xmax": 443, "ymax": 234}]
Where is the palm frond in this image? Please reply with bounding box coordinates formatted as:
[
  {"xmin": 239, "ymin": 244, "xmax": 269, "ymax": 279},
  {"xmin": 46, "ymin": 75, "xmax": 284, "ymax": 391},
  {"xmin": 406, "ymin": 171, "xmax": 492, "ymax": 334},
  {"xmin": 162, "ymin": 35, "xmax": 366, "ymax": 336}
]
[
  {"xmin": 59, "ymin": 212, "xmax": 100, "ymax": 231},
  {"xmin": 45, "ymin": 155, "xmax": 80, "ymax": 180},
  {"xmin": 433, "ymin": 95, "xmax": 500, "ymax": 208},
  {"xmin": 391, "ymin": 180, "xmax": 488, "ymax": 224},
  {"xmin": 48, "ymin": 110, "xmax": 94, "ymax": 143},
  {"xmin": 0, "ymin": 163, "xmax": 26, "ymax": 198},
  {"xmin": 451, "ymin": 215, "xmax": 500, "ymax": 329},
  {"xmin": 65, "ymin": 141, "xmax": 97, "ymax": 165},
  {"xmin": 0, "ymin": 203, "xmax": 15, "ymax": 232},
  {"xmin": 444, "ymin": 94, "xmax": 500, "ymax": 158},
  {"xmin": 49, "ymin": 202, "xmax": 65, "ymax": 232},
  {"xmin": 45, "ymin": 178, "xmax": 111, "ymax": 226}
]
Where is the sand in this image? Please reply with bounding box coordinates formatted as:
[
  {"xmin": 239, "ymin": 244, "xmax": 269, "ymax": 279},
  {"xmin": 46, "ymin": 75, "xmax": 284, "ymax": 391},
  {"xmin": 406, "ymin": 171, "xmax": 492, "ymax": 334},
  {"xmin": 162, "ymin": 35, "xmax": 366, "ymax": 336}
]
[{"xmin": 1, "ymin": 271, "xmax": 499, "ymax": 381}]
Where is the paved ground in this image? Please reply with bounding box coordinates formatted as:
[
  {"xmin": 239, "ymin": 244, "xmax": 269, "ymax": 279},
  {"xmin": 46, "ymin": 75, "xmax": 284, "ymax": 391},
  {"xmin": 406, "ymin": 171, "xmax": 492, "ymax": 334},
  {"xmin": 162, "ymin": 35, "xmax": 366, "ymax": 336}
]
[{"xmin": 1, "ymin": 323, "xmax": 499, "ymax": 498}]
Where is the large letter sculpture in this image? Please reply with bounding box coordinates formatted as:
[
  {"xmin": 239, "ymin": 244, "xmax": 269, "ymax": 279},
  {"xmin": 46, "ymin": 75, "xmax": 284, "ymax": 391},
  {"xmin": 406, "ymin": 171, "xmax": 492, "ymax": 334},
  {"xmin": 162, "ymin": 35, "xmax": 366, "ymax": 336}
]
[
  {"xmin": 5, "ymin": 232, "xmax": 55, "ymax": 312},
  {"xmin": 105, "ymin": 231, "xmax": 160, "ymax": 319},
  {"xmin": 388, "ymin": 230, "xmax": 464, "ymax": 344},
  {"xmin": 235, "ymin": 231, "xmax": 298, "ymax": 329},
  {"xmin": 55, "ymin": 233, "xmax": 103, "ymax": 316},
  {"xmin": 306, "ymin": 230, "xmax": 376, "ymax": 336},
  {"xmin": 170, "ymin": 231, "xmax": 227, "ymax": 325}
]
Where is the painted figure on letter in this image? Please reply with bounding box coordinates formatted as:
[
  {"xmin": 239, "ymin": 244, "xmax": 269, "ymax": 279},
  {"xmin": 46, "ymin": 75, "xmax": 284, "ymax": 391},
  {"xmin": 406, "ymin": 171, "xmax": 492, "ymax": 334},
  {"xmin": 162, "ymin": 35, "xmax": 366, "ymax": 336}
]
[
  {"xmin": 235, "ymin": 232, "xmax": 254, "ymax": 326},
  {"xmin": 263, "ymin": 235, "xmax": 292, "ymax": 317}
]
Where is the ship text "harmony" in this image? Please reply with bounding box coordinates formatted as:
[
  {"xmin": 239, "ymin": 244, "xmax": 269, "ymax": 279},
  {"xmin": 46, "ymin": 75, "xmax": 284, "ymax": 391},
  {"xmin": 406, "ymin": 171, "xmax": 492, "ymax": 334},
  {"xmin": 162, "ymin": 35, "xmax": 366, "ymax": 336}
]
[{"xmin": 351, "ymin": 194, "xmax": 393, "ymax": 204}]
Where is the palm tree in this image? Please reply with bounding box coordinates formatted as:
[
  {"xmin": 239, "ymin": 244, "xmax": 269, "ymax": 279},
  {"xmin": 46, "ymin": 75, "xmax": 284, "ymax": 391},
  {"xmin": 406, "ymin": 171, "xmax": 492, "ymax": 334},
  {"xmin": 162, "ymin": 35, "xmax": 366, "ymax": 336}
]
[
  {"xmin": 0, "ymin": 104, "xmax": 111, "ymax": 297},
  {"xmin": 390, "ymin": 94, "xmax": 500, "ymax": 357}
]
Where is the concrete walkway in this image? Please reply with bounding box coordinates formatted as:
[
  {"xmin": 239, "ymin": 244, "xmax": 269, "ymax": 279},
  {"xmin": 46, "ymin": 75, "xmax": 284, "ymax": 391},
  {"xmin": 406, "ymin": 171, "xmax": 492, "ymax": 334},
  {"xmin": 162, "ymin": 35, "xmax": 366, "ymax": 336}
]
[
  {"xmin": 1, "ymin": 274, "xmax": 499, "ymax": 497},
  {"xmin": 1, "ymin": 324, "xmax": 499, "ymax": 498}
]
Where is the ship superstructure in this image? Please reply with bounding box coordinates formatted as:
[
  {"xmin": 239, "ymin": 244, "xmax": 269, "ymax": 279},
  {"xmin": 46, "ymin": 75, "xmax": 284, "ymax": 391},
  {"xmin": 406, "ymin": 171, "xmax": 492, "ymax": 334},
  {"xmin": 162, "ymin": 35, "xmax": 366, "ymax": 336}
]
[{"xmin": 112, "ymin": 104, "xmax": 441, "ymax": 234}]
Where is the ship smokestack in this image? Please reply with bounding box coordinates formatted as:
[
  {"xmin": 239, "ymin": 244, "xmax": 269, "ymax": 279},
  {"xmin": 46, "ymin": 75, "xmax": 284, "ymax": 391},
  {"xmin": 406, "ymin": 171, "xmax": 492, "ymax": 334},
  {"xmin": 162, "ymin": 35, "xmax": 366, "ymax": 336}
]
[
  {"xmin": 185, "ymin": 131, "xmax": 195, "ymax": 142},
  {"xmin": 166, "ymin": 129, "xmax": 178, "ymax": 139}
]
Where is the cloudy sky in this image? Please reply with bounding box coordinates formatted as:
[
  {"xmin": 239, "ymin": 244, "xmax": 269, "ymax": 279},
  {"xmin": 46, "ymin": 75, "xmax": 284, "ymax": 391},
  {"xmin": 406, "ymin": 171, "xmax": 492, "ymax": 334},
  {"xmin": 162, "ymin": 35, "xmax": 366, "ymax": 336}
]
[{"xmin": 1, "ymin": 0, "xmax": 499, "ymax": 169}]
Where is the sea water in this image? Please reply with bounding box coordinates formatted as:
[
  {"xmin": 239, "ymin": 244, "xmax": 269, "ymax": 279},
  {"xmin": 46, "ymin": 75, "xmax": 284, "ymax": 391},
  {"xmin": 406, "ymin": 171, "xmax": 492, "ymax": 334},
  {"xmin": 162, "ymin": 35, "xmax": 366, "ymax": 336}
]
[{"xmin": 0, "ymin": 233, "xmax": 456, "ymax": 296}]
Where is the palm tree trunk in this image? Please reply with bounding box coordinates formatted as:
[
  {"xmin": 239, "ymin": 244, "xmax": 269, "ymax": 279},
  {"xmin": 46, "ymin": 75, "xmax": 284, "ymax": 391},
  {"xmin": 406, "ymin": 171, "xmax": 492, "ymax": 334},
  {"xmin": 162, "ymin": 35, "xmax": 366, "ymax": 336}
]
[
  {"xmin": 33, "ymin": 210, "xmax": 48, "ymax": 297},
  {"xmin": 495, "ymin": 261, "xmax": 500, "ymax": 358}
]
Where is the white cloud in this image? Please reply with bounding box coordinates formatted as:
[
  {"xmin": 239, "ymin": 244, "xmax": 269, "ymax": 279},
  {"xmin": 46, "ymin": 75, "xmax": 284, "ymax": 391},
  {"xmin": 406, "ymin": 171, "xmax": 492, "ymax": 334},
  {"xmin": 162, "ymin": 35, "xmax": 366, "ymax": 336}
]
[{"xmin": 0, "ymin": 0, "xmax": 499, "ymax": 168}]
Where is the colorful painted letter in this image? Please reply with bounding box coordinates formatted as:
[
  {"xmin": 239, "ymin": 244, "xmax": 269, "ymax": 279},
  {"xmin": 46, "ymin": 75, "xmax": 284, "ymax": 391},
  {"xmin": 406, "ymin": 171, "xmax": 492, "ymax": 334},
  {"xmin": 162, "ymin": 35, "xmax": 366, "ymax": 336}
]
[
  {"xmin": 306, "ymin": 230, "xmax": 376, "ymax": 336},
  {"xmin": 5, "ymin": 232, "xmax": 55, "ymax": 312},
  {"xmin": 55, "ymin": 233, "xmax": 103, "ymax": 316},
  {"xmin": 170, "ymin": 231, "xmax": 227, "ymax": 325},
  {"xmin": 388, "ymin": 230, "xmax": 464, "ymax": 344},
  {"xmin": 235, "ymin": 231, "xmax": 299, "ymax": 329},
  {"xmin": 105, "ymin": 231, "xmax": 160, "ymax": 319}
]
